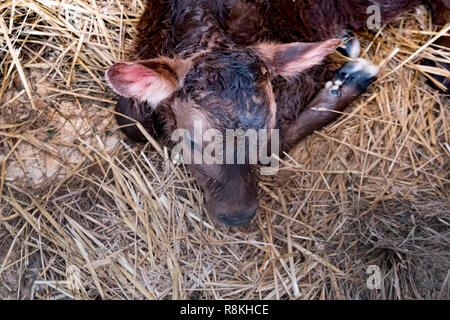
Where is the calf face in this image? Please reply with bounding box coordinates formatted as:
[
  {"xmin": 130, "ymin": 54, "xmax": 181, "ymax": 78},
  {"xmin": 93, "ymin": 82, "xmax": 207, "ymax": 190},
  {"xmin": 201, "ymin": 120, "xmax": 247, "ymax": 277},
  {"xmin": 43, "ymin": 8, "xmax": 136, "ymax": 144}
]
[{"xmin": 106, "ymin": 39, "xmax": 341, "ymax": 226}]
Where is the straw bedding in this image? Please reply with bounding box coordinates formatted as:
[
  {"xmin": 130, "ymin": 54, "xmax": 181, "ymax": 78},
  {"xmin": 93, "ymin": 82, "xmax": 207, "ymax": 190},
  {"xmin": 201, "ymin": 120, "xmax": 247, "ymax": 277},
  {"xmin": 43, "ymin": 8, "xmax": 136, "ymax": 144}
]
[{"xmin": 0, "ymin": 1, "xmax": 449, "ymax": 299}]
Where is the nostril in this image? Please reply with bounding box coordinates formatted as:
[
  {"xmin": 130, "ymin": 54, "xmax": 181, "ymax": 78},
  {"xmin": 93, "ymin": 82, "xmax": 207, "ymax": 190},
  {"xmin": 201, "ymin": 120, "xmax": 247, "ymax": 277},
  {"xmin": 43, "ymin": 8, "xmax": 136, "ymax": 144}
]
[{"xmin": 218, "ymin": 209, "xmax": 257, "ymax": 227}]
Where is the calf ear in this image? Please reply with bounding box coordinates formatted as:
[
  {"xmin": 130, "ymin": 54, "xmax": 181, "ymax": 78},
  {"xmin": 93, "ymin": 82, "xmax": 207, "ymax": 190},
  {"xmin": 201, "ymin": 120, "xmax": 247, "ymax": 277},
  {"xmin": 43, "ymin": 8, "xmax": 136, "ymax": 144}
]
[
  {"xmin": 106, "ymin": 60, "xmax": 183, "ymax": 108},
  {"xmin": 253, "ymin": 39, "xmax": 342, "ymax": 78}
]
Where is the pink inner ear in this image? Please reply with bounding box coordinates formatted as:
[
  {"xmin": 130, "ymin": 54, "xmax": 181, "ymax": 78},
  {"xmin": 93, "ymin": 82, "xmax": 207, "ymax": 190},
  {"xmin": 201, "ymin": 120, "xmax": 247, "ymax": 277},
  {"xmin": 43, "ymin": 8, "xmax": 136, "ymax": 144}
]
[{"xmin": 106, "ymin": 63, "xmax": 156, "ymax": 98}]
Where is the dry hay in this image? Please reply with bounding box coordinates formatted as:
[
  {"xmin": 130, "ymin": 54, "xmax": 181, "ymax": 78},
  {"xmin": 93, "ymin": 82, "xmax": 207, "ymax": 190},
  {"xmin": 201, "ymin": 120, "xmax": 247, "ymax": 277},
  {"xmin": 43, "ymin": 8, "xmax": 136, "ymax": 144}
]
[{"xmin": 0, "ymin": 0, "xmax": 449, "ymax": 300}]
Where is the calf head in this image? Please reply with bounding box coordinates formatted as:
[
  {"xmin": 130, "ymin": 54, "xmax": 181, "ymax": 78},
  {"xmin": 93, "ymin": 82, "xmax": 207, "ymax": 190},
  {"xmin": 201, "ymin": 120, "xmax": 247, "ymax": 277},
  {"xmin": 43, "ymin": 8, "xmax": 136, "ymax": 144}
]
[{"xmin": 106, "ymin": 39, "xmax": 341, "ymax": 226}]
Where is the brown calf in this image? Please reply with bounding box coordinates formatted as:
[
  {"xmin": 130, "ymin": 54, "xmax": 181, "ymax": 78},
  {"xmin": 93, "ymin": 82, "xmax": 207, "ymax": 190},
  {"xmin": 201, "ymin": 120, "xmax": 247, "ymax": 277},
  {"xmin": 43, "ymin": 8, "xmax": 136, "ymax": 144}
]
[{"xmin": 106, "ymin": 0, "xmax": 449, "ymax": 226}]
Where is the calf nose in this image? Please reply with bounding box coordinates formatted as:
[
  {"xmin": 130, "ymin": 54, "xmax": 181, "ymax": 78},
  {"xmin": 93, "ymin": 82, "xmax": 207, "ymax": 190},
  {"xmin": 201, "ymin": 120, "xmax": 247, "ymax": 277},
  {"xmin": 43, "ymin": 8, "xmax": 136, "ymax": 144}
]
[{"xmin": 218, "ymin": 207, "xmax": 258, "ymax": 227}]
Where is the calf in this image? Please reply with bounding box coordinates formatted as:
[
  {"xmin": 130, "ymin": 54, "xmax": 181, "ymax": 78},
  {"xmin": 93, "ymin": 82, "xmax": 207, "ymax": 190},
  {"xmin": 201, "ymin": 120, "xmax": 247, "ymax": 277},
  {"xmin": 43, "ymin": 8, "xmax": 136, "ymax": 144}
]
[{"xmin": 106, "ymin": 0, "xmax": 449, "ymax": 226}]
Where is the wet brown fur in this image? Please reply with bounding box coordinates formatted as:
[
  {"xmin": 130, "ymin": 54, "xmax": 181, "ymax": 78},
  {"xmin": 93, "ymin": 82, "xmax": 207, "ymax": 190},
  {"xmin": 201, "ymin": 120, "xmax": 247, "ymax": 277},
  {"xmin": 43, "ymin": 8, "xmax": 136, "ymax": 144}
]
[{"xmin": 111, "ymin": 0, "xmax": 449, "ymax": 225}]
